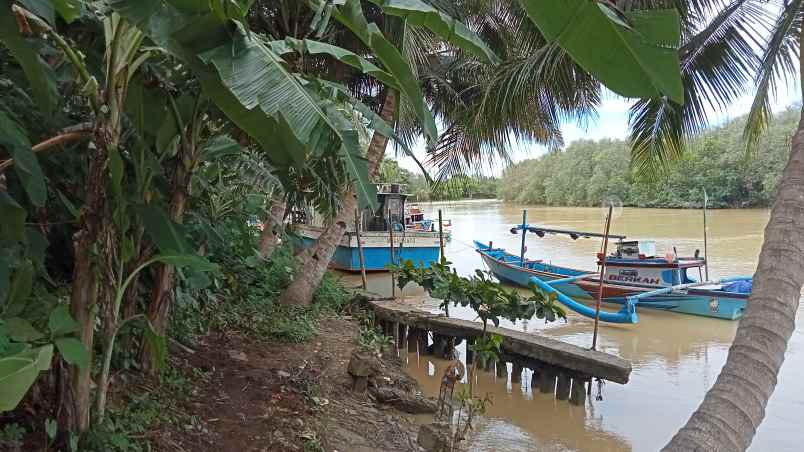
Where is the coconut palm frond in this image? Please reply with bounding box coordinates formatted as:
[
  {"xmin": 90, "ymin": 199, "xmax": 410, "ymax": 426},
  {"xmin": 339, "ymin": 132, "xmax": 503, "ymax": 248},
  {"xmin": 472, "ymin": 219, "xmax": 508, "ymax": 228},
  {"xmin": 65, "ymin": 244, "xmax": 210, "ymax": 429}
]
[
  {"xmin": 629, "ymin": 0, "xmax": 767, "ymax": 175},
  {"xmin": 744, "ymin": 0, "xmax": 802, "ymax": 152}
]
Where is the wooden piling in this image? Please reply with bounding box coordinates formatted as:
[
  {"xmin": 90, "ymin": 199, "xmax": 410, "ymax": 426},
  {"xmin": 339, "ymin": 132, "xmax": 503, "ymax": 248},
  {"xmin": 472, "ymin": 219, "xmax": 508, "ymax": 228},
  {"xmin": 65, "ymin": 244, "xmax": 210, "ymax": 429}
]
[
  {"xmin": 392, "ymin": 321, "xmax": 400, "ymax": 350},
  {"xmin": 354, "ymin": 209, "xmax": 367, "ymax": 290},
  {"xmin": 465, "ymin": 337, "xmax": 475, "ymax": 364},
  {"xmin": 496, "ymin": 361, "xmax": 508, "ymax": 379},
  {"xmin": 432, "ymin": 334, "xmax": 447, "ymax": 358},
  {"xmin": 556, "ymin": 373, "xmax": 571, "ymax": 400},
  {"xmin": 407, "ymin": 328, "xmax": 418, "ymax": 353},
  {"xmin": 538, "ymin": 368, "xmax": 556, "ymax": 394},
  {"xmin": 419, "ymin": 330, "xmax": 431, "ymax": 355},
  {"xmin": 398, "ymin": 323, "xmax": 407, "ymax": 349},
  {"xmin": 530, "ymin": 367, "xmax": 539, "ymax": 389},
  {"xmin": 570, "ymin": 378, "xmax": 587, "ymax": 406},
  {"xmin": 511, "ymin": 362, "xmax": 523, "ymax": 384}
]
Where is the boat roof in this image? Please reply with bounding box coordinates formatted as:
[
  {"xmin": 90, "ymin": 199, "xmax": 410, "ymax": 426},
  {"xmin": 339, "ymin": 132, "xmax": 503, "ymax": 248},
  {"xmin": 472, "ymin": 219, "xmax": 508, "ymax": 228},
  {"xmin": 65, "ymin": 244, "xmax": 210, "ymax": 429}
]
[
  {"xmin": 604, "ymin": 256, "xmax": 706, "ymax": 268},
  {"xmin": 510, "ymin": 224, "xmax": 627, "ymax": 240}
]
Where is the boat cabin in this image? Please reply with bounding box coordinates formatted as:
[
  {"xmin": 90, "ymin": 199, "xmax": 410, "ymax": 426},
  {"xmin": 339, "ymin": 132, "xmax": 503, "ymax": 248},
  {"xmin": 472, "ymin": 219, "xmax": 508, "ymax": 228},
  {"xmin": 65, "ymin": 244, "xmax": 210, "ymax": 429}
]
[
  {"xmin": 602, "ymin": 240, "xmax": 706, "ymax": 287},
  {"xmin": 361, "ymin": 183, "xmax": 408, "ymax": 232}
]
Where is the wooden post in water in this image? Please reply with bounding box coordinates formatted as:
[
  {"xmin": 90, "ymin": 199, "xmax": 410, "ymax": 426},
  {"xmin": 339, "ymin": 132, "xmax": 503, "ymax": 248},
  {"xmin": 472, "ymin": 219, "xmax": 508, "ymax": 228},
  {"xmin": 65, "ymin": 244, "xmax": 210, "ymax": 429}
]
[
  {"xmin": 591, "ymin": 205, "xmax": 613, "ymax": 351},
  {"xmin": 570, "ymin": 379, "xmax": 587, "ymax": 406},
  {"xmin": 519, "ymin": 210, "xmax": 528, "ymax": 267},
  {"xmin": 556, "ymin": 373, "xmax": 571, "ymax": 400},
  {"xmin": 354, "ymin": 209, "xmax": 367, "ymax": 290},
  {"xmin": 496, "ymin": 360, "xmax": 508, "ymax": 379},
  {"xmin": 438, "ymin": 209, "xmax": 449, "ymax": 317},
  {"xmin": 702, "ymin": 189, "xmax": 710, "ymax": 280},
  {"xmin": 511, "ymin": 362, "xmax": 523, "ymax": 384},
  {"xmin": 389, "ymin": 211, "xmax": 396, "ymax": 298},
  {"xmin": 408, "ymin": 328, "xmax": 418, "ymax": 353}
]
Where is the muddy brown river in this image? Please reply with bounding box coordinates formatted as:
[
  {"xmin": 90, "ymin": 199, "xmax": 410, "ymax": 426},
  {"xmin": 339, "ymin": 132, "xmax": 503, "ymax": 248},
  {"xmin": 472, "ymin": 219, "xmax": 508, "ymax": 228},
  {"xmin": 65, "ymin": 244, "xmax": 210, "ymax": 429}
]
[{"xmin": 339, "ymin": 200, "xmax": 802, "ymax": 451}]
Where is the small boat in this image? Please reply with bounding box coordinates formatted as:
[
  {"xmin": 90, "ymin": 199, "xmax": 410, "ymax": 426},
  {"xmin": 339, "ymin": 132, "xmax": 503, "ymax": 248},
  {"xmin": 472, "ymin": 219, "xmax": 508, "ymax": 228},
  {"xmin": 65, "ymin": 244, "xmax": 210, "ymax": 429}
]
[
  {"xmin": 476, "ymin": 224, "xmax": 752, "ymax": 323},
  {"xmin": 404, "ymin": 203, "xmax": 452, "ymax": 240},
  {"xmin": 294, "ymin": 183, "xmax": 441, "ymax": 272}
]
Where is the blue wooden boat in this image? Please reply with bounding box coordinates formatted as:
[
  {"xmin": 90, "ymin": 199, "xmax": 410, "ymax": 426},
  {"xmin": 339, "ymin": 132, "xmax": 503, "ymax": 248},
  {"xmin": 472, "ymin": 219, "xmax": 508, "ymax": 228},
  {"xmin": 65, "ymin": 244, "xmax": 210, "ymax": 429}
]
[
  {"xmin": 476, "ymin": 224, "xmax": 753, "ymax": 323},
  {"xmin": 295, "ymin": 184, "xmax": 441, "ymax": 272}
]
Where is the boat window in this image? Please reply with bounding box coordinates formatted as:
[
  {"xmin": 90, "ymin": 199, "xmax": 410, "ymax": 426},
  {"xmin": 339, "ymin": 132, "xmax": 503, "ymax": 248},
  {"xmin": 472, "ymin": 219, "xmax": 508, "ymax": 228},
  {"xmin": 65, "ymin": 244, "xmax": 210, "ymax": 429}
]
[{"xmin": 683, "ymin": 268, "xmax": 697, "ymax": 284}]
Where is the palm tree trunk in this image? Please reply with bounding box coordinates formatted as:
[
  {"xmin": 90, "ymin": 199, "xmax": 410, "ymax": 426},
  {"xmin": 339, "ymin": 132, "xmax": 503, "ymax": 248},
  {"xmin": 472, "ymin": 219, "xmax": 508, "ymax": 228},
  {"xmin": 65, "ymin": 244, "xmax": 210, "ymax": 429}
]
[
  {"xmin": 663, "ymin": 110, "xmax": 804, "ymax": 451},
  {"xmin": 259, "ymin": 196, "xmax": 287, "ymax": 259},
  {"xmin": 279, "ymin": 90, "xmax": 396, "ymax": 306},
  {"xmin": 278, "ymin": 192, "xmax": 357, "ymax": 306}
]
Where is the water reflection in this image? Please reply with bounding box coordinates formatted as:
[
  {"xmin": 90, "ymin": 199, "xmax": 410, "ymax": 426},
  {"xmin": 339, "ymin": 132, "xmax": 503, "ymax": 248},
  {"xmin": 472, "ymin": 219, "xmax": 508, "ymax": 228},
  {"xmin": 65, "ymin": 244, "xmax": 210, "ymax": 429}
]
[{"xmin": 337, "ymin": 201, "xmax": 803, "ymax": 451}]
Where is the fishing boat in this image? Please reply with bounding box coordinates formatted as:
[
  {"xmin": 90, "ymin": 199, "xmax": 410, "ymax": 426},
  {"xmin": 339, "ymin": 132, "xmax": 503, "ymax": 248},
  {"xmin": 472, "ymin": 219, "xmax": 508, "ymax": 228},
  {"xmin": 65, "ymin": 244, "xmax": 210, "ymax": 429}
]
[
  {"xmin": 404, "ymin": 203, "xmax": 452, "ymax": 240},
  {"xmin": 476, "ymin": 224, "xmax": 752, "ymax": 323},
  {"xmin": 294, "ymin": 183, "xmax": 441, "ymax": 272}
]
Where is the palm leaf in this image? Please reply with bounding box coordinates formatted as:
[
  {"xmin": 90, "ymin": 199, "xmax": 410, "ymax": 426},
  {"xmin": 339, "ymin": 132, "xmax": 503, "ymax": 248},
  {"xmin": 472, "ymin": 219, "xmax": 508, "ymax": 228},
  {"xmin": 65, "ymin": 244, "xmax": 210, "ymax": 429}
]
[
  {"xmin": 520, "ymin": 0, "xmax": 684, "ymax": 103},
  {"xmin": 629, "ymin": 0, "xmax": 767, "ymax": 174},
  {"xmin": 367, "ymin": 0, "xmax": 500, "ymax": 65},
  {"xmin": 744, "ymin": 0, "xmax": 802, "ymax": 152},
  {"xmin": 111, "ymin": 0, "xmax": 377, "ymax": 208},
  {"xmin": 322, "ymin": 0, "xmax": 438, "ymax": 144}
]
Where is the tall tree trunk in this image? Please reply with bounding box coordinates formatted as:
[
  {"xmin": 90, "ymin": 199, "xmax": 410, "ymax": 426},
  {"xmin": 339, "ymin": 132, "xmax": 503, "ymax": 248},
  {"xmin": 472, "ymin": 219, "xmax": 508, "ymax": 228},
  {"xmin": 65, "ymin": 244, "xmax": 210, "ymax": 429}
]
[
  {"xmin": 278, "ymin": 193, "xmax": 357, "ymax": 305},
  {"xmin": 279, "ymin": 91, "xmax": 397, "ymax": 306},
  {"xmin": 259, "ymin": 196, "xmax": 287, "ymax": 259},
  {"xmin": 663, "ymin": 110, "xmax": 804, "ymax": 450},
  {"xmin": 58, "ymin": 133, "xmax": 109, "ymax": 432},
  {"xmin": 141, "ymin": 165, "xmax": 191, "ymax": 374}
]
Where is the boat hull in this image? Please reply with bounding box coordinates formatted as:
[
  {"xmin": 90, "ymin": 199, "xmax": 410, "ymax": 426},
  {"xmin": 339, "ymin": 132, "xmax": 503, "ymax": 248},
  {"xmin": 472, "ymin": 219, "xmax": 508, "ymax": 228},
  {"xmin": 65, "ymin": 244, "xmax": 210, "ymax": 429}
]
[
  {"xmin": 476, "ymin": 241, "xmax": 747, "ymax": 321},
  {"xmin": 297, "ymin": 224, "xmax": 441, "ymax": 272},
  {"xmin": 475, "ymin": 246, "xmax": 590, "ymax": 299},
  {"xmin": 573, "ymin": 279, "xmax": 746, "ymax": 320}
]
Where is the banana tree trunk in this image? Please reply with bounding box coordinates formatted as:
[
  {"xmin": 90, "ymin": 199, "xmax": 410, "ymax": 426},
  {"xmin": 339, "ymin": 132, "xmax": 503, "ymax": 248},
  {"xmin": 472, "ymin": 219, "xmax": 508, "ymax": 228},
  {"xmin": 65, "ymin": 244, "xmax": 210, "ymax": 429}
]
[
  {"xmin": 59, "ymin": 135, "xmax": 109, "ymax": 432},
  {"xmin": 664, "ymin": 109, "xmax": 804, "ymax": 450},
  {"xmin": 277, "ymin": 91, "xmax": 396, "ymax": 306},
  {"xmin": 141, "ymin": 174, "xmax": 189, "ymax": 374},
  {"xmin": 259, "ymin": 196, "xmax": 287, "ymax": 259}
]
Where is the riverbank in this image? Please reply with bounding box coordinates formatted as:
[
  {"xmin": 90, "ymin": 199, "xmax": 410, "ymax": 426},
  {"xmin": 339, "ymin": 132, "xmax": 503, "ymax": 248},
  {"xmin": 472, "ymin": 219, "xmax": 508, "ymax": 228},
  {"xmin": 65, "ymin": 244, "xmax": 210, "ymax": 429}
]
[{"xmin": 13, "ymin": 312, "xmax": 435, "ymax": 451}]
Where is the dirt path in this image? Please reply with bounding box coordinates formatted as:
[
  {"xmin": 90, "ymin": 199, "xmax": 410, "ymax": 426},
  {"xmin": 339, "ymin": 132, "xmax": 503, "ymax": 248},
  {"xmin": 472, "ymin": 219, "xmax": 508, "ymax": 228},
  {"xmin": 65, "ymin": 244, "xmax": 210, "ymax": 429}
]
[{"xmin": 158, "ymin": 316, "xmax": 428, "ymax": 451}]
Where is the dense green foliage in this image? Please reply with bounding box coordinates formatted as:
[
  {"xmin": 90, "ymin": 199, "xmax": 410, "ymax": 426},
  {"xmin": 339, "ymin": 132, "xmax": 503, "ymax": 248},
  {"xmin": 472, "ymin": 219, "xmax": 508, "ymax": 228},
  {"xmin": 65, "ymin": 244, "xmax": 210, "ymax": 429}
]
[
  {"xmin": 499, "ymin": 108, "xmax": 798, "ymax": 208},
  {"xmin": 378, "ymin": 159, "xmax": 498, "ymax": 201}
]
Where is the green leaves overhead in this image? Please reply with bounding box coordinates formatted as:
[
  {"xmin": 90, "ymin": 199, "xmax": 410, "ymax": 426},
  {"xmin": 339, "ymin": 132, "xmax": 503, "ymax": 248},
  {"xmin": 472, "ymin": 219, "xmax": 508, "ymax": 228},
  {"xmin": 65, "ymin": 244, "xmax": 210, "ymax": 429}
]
[
  {"xmin": 324, "ymin": 0, "xmax": 438, "ymax": 144},
  {"xmin": 520, "ymin": 1, "xmax": 684, "ymax": 104},
  {"xmin": 269, "ymin": 37, "xmax": 400, "ymax": 90},
  {"xmin": 0, "ymin": 0, "xmax": 59, "ymax": 119},
  {"xmin": 136, "ymin": 204, "xmax": 192, "ymax": 255},
  {"xmin": 367, "ymin": 0, "xmax": 500, "ymax": 65},
  {"xmin": 199, "ymin": 34, "xmax": 339, "ymax": 162},
  {"xmin": 0, "ymin": 110, "xmax": 46, "ymax": 206},
  {"xmin": 111, "ymin": 0, "xmax": 377, "ymax": 208}
]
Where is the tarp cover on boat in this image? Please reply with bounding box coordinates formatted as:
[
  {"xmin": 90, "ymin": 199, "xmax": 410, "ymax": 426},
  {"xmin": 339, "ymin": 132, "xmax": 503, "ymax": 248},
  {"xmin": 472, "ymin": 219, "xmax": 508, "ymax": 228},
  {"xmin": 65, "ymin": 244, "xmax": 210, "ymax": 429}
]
[{"xmin": 723, "ymin": 280, "xmax": 752, "ymax": 294}]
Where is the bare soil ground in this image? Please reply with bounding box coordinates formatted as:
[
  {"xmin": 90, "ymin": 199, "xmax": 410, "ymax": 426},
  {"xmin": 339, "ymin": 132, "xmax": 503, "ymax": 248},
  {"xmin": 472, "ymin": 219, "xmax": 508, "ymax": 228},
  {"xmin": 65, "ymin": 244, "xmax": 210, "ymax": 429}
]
[{"xmin": 154, "ymin": 316, "xmax": 428, "ymax": 452}]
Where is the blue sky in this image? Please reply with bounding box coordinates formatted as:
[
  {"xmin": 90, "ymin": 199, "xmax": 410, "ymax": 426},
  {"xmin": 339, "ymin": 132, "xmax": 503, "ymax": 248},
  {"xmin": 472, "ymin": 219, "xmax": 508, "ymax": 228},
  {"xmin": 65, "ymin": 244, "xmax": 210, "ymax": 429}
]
[{"xmin": 391, "ymin": 82, "xmax": 802, "ymax": 177}]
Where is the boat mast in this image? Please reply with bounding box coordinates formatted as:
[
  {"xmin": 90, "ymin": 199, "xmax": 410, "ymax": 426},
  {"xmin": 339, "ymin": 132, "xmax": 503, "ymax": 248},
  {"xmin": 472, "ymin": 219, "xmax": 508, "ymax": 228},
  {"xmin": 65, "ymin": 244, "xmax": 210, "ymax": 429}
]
[
  {"xmin": 520, "ymin": 210, "xmax": 528, "ymax": 267},
  {"xmin": 703, "ymin": 189, "xmax": 709, "ymax": 280},
  {"xmin": 592, "ymin": 204, "xmax": 614, "ymax": 351}
]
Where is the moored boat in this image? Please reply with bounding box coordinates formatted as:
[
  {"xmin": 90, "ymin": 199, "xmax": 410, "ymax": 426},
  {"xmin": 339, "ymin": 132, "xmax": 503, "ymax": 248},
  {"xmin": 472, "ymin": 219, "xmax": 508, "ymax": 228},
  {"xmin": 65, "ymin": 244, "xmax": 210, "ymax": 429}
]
[
  {"xmin": 476, "ymin": 224, "xmax": 752, "ymax": 322},
  {"xmin": 294, "ymin": 183, "xmax": 441, "ymax": 272}
]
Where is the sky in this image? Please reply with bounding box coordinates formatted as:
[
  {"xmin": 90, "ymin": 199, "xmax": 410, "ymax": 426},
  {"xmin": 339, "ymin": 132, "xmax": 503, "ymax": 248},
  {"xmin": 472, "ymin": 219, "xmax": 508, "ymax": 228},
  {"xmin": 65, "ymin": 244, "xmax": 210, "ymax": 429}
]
[{"xmin": 391, "ymin": 82, "xmax": 802, "ymax": 177}]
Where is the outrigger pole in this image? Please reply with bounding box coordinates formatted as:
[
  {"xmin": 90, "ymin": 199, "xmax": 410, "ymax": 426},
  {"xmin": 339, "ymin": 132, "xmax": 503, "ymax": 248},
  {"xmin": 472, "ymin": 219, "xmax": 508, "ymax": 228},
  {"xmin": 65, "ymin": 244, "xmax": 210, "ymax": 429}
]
[{"xmin": 510, "ymin": 225, "xmax": 626, "ymax": 241}]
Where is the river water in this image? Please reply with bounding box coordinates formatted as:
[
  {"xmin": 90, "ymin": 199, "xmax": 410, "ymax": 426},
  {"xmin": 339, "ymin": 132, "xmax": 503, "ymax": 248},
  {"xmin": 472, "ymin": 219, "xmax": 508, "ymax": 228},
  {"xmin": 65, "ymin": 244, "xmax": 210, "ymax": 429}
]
[{"xmin": 339, "ymin": 200, "xmax": 803, "ymax": 451}]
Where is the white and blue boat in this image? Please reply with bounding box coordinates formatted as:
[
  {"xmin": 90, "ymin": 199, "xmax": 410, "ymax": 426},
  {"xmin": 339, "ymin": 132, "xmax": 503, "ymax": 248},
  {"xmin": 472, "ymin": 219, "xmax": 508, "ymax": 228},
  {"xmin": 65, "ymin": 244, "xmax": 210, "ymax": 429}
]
[
  {"xmin": 295, "ymin": 184, "xmax": 442, "ymax": 272},
  {"xmin": 476, "ymin": 224, "xmax": 752, "ymax": 323}
]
